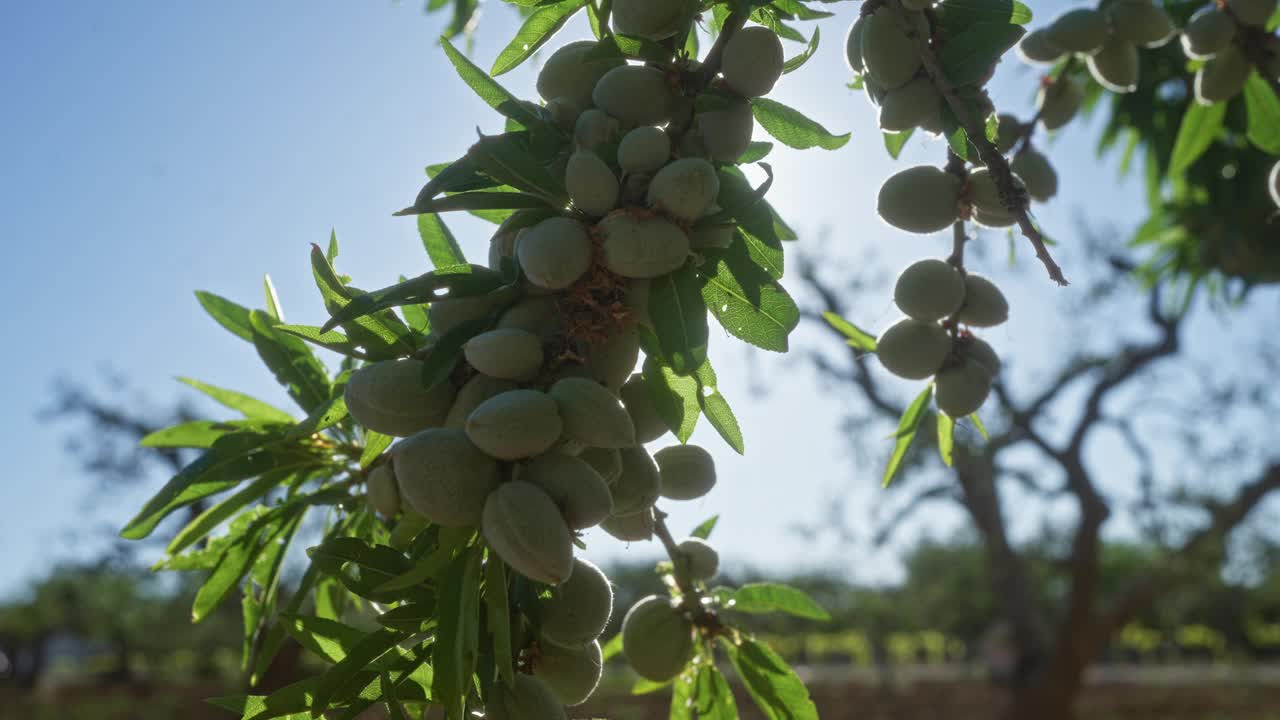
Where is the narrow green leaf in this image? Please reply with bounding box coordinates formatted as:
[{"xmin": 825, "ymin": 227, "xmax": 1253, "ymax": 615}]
[
  {"xmin": 821, "ymin": 311, "xmax": 877, "ymax": 352},
  {"xmin": 468, "ymin": 133, "xmax": 567, "ymax": 202},
  {"xmin": 121, "ymin": 431, "xmax": 319, "ymax": 540},
  {"xmin": 166, "ymin": 469, "xmax": 297, "ymax": 555},
  {"xmin": 883, "ymin": 386, "xmax": 933, "ymax": 487},
  {"xmin": 318, "ymin": 269, "xmax": 506, "ymax": 334},
  {"xmin": 177, "ymin": 377, "xmax": 295, "ymax": 423},
  {"xmin": 196, "ymin": 291, "xmax": 254, "ymax": 342},
  {"xmin": 751, "ymin": 97, "xmax": 850, "ymax": 150},
  {"xmin": 484, "ymin": 557, "xmax": 515, "ymax": 688},
  {"xmin": 1243, "ymin": 72, "xmax": 1280, "ymax": 154},
  {"xmin": 1169, "ymin": 100, "xmax": 1227, "ymax": 175},
  {"xmin": 263, "ymin": 274, "xmax": 284, "ymax": 321},
  {"xmin": 360, "ymin": 431, "xmax": 394, "ymax": 469},
  {"xmin": 700, "ymin": 242, "xmax": 799, "ymax": 353},
  {"xmin": 377, "ymin": 602, "xmax": 438, "ymax": 634},
  {"xmin": 281, "ymin": 614, "xmax": 370, "ymax": 664},
  {"xmin": 722, "ymin": 637, "xmax": 819, "ymax": 720},
  {"xmin": 490, "ymin": 0, "xmax": 586, "ymax": 76},
  {"xmin": 693, "ymin": 361, "xmax": 744, "ymax": 455},
  {"xmin": 193, "ymin": 509, "xmax": 297, "ymax": 622},
  {"xmin": 693, "ymin": 663, "xmax": 738, "ymax": 720},
  {"xmin": 440, "ymin": 37, "xmax": 544, "ymax": 129},
  {"xmin": 250, "ymin": 311, "xmax": 332, "ymax": 414},
  {"xmin": 936, "ymin": 411, "xmax": 956, "ymax": 467},
  {"xmin": 275, "ymin": 325, "xmax": 373, "ymax": 360},
  {"xmin": 309, "ymin": 628, "xmax": 408, "ymax": 714},
  {"xmin": 417, "ymin": 213, "xmax": 466, "ymax": 269},
  {"xmin": 781, "ymin": 26, "xmax": 820, "ymax": 74},
  {"xmin": 738, "ymin": 141, "xmax": 773, "ymax": 163},
  {"xmin": 727, "ymin": 583, "xmax": 831, "ymax": 621},
  {"xmin": 969, "ymin": 412, "xmax": 990, "ymax": 440},
  {"xmin": 432, "ymin": 546, "xmax": 484, "ymax": 720},
  {"xmin": 396, "ymin": 190, "xmax": 552, "ymax": 217},
  {"xmin": 310, "ymin": 244, "xmax": 416, "ymax": 358},
  {"xmin": 141, "ymin": 420, "xmax": 280, "ymax": 450},
  {"xmin": 690, "ymin": 515, "xmax": 719, "ymax": 540},
  {"xmin": 938, "ymin": 22, "xmax": 1025, "ymax": 86},
  {"xmin": 642, "ymin": 355, "xmax": 700, "ymax": 443},
  {"xmin": 883, "ymin": 129, "xmax": 914, "ymax": 159},
  {"xmin": 600, "ymin": 633, "xmax": 623, "ymax": 663},
  {"xmin": 649, "ymin": 264, "xmax": 710, "ymax": 374},
  {"xmin": 285, "ymin": 395, "xmax": 348, "ymax": 440}
]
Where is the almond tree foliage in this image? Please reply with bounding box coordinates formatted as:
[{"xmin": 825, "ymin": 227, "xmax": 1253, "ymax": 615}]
[{"xmin": 122, "ymin": 1, "xmax": 1279, "ymax": 719}]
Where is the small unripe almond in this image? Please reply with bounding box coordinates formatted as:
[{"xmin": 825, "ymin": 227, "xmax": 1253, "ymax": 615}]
[
  {"xmin": 958, "ymin": 335, "xmax": 1002, "ymax": 376},
  {"xmin": 483, "ymin": 481, "xmax": 575, "ymax": 585},
  {"xmin": 464, "ymin": 328, "xmax": 544, "ymax": 381},
  {"xmin": 879, "ymin": 76, "xmax": 942, "ymax": 132},
  {"xmin": 1010, "ymin": 150, "xmax": 1058, "ymax": 202},
  {"xmin": 934, "ymin": 359, "xmax": 994, "ymax": 418},
  {"xmin": 536, "ymin": 40, "xmax": 625, "ymax": 109},
  {"xmin": 521, "ymin": 453, "xmax": 614, "ymax": 531},
  {"xmin": 862, "ymin": 7, "xmax": 925, "ymax": 90},
  {"xmin": 611, "ymin": 447, "xmax": 661, "ymax": 515},
  {"xmin": 1036, "ymin": 77, "xmax": 1083, "ymax": 131},
  {"xmin": 877, "ymin": 165, "xmax": 962, "ymax": 234},
  {"xmin": 956, "ymin": 275, "xmax": 1009, "ymax": 328},
  {"xmin": 1046, "ymin": 8, "xmax": 1109, "ymax": 54},
  {"xmin": 1196, "ymin": 48, "xmax": 1250, "ymax": 105},
  {"xmin": 894, "ymin": 259, "xmax": 966, "ymax": 322},
  {"xmin": 535, "ymin": 640, "xmax": 604, "ymax": 706},
  {"xmin": 582, "ymin": 330, "xmax": 641, "ymax": 392},
  {"xmin": 593, "ymin": 65, "xmax": 675, "ymax": 127},
  {"xmin": 876, "ymin": 318, "xmax": 952, "ymax": 380},
  {"xmin": 466, "ymin": 389, "xmax": 564, "ymax": 460},
  {"xmin": 580, "ymin": 447, "xmax": 624, "ymax": 485},
  {"xmin": 647, "ymin": 158, "xmax": 720, "ymax": 222},
  {"xmin": 600, "ymin": 508, "xmax": 656, "ymax": 542},
  {"xmin": 693, "ymin": 98, "xmax": 754, "ymax": 163},
  {"xmin": 721, "ymin": 26, "xmax": 785, "ymax": 98},
  {"xmin": 567, "ymin": 151, "xmax": 620, "ymax": 218},
  {"xmin": 845, "ymin": 16, "xmax": 866, "ymax": 72},
  {"xmin": 549, "ymin": 377, "xmax": 637, "ymax": 449},
  {"xmin": 575, "ymin": 108, "xmax": 620, "ymax": 150},
  {"xmin": 497, "ymin": 296, "xmax": 565, "ymax": 338},
  {"xmin": 366, "ymin": 464, "xmax": 400, "ymax": 518},
  {"xmin": 621, "ymin": 596, "xmax": 695, "ymax": 682},
  {"xmin": 675, "ymin": 538, "xmax": 719, "ymax": 581},
  {"xmin": 538, "ymin": 557, "xmax": 614, "ymax": 647},
  {"xmin": 995, "ymin": 114, "xmax": 1021, "ymax": 154},
  {"xmin": 611, "ymin": 0, "xmax": 694, "ymax": 41},
  {"xmin": 618, "ymin": 127, "xmax": 672, "ymax": 175},
  {"xmin": 654, "ymin": 444, "xmax": 716, "ymax": 500},
  {"xmin": 600, "ymin": 212, "xmax": 690, "ymax": 279},
  {"xmin": 446, "ymin": 375, "xmax": 518, "ymax": 429},
  {"xmin": 966, "ymin": 168, "xmax": 1027, "ymax": 224},
  {"xmin": 345, "ymin": 359, "xmax": 456, "ymax": 438},
  {"xmin": 393, "ymin": 428, "xmax": 501, "ymax": 528},
  {"xmin": 620, "ymin": 374, "xmax": 668, "ymax": 443},
  {"xmin": 1017, "ymin": 28, "xmax": 1065, "ymax": 64},
  {"xmin": 1087, "ymin": 36, "xmax": 1140, "ymax": 93},
  {"xmin": 1181, "ymin": 8, "xmax": 1235, "ymax": 59},
  {"xmin": 517, "ymin": 217, "xmax": 593, "ymax": 291},
  {"xmin": 1107, "ymin": 1, "xmax": 1175, "ymax": 48}
]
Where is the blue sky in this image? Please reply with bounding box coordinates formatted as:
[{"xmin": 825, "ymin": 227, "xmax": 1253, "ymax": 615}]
[{"xmin": 2, "ymin": 1, "xmax": 1271, "ymax": 598}]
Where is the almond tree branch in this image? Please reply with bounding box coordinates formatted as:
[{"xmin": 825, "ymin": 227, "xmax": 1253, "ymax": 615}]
[
  {"xmin": 891, "ymin": 0, "xmax": 1069, "ymax": 287},
  {"xmin": 1096, "ymin": 463, "xmax": 1280, "ymax": 640}
]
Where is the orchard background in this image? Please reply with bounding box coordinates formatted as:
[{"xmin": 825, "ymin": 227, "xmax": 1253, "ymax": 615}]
[{"xmin": 2, "ymin": 0, "xmax": 1280, "ymax": 719}]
